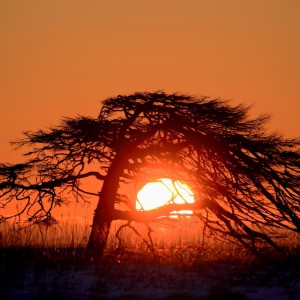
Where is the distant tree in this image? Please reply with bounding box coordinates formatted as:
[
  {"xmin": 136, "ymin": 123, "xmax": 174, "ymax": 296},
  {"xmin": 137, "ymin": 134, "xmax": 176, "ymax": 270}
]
[{"xmin": 1, "ymin": 92, "xmax": 300, "ymax": 260}]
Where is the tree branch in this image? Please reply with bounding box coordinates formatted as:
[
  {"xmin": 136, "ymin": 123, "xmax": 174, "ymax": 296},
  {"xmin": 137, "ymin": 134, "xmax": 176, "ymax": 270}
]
[{"xmin": 112, "ymin": 201, "xmax": 205, "ymax": 223}]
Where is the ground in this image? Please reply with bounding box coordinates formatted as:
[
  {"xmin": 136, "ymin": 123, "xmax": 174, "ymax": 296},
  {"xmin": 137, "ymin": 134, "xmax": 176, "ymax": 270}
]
[{"xmin": 1, "ymin": 248, "xmax": 300, "ymax": 300}]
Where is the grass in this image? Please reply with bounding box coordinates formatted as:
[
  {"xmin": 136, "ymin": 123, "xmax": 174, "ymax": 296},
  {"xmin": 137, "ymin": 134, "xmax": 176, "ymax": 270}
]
[
  {"xmin": 0, "ymin": 218, "xmax": 90, "ymax": 249},
  {"xmin": 1, "ymin": 217, "xmax": 300, "ymax": 262}
]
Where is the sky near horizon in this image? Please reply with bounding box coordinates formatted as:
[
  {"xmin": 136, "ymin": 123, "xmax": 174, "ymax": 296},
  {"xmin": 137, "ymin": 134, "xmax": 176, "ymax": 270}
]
[{"xmin": 1, "ymin": 0, "xmax": 300, "ymax": 164}]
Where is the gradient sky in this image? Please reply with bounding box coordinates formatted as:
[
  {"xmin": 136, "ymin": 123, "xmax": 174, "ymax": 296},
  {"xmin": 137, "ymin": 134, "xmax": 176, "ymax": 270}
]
[{"xmin": 1, "ymin": 0, "xmax": 300, "ymax": 164}]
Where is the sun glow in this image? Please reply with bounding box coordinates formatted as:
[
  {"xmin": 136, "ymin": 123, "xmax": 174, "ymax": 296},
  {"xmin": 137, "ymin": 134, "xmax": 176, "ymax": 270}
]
[{"xmin": 136, "ymin": 178, "xmax": 195, "ymax": 217}]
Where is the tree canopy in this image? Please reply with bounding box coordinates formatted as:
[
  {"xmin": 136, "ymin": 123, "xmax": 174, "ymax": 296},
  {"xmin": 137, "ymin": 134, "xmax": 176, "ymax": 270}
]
[{"xmin": 1, "ymin": 91, "xmax": 300, "ymax": 257}]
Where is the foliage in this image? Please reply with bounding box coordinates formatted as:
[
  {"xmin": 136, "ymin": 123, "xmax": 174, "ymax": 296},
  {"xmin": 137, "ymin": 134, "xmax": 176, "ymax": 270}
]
[{"xmin": 1, "ymin": 91, "xmax": 300, "ymax": 255}]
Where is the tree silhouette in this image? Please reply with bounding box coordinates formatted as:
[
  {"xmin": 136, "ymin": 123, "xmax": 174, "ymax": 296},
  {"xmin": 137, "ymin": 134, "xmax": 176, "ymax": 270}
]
[{"xmin": 1, "ymin": 92, "xmax": 300, "ymax": 260}]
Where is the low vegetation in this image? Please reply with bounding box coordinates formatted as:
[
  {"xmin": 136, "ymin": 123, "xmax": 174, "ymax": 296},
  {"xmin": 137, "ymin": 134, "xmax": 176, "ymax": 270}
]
[{"xmin": 1, "ymin": 220, "xmax": 300, "ymax": 299}]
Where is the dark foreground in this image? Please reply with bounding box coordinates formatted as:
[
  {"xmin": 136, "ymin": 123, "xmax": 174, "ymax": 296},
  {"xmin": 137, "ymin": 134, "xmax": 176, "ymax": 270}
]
[{"xmin": 1, "ymin": 248, "xmax": 300, "ymax": 300}]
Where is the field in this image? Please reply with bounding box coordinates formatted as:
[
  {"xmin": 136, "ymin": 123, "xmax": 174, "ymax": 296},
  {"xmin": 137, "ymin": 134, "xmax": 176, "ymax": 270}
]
[{"xmin": 1, "ymin": 219, "xmax": 300, "ymax": 300}]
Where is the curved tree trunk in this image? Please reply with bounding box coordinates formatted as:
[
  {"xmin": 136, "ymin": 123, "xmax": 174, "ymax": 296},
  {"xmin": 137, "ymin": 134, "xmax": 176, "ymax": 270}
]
[
  {"xmin": 86, "ymin": 201, "xmax": 113, "ymax": 262},
  {"xmin": 86, "ymin": 157, "xmax": 123, "ymax": 262}
]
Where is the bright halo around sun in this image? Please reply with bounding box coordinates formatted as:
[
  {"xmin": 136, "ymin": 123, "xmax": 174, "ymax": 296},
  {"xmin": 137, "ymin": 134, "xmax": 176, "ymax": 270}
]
[{"xmin": 136, "ymin": 178, "xmax": 195, "ymax": 217}]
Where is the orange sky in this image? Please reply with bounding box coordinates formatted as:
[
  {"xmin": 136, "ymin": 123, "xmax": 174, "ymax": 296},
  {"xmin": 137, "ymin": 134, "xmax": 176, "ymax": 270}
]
[
  {"xmin": 1, "ymin": 0, "xmax": 300, "ymax": 164},
  {"xmin": 0, "ymin": 0, "xmax": 300, "ymax": 229}
]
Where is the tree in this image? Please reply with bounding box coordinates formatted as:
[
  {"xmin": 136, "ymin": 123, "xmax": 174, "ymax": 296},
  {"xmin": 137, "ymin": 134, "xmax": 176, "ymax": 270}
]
[{"xmin": 1, "ymin": 92, "xmax": 300, "ymax": 260}]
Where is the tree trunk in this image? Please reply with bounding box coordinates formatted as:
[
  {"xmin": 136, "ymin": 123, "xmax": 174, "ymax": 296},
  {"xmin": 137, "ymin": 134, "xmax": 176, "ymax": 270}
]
[
  {"xmin": 86, "ymin": 202, "xmax": 112, "ymax": 262},
  {"xmin": 86, "ymin": 156, "xmax": 123, "ymax": 262}
]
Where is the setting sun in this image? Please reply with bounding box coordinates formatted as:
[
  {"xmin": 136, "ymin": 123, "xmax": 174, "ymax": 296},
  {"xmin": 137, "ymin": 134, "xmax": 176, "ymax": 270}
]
[{"xmin": 136, "ymin": 178, "xmax": 195, "ymax": 217}]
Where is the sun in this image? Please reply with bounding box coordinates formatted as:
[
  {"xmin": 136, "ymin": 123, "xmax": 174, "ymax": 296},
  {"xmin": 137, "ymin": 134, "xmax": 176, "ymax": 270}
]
[{"xmin": 136, "ymin": 178, "xmax": 195, "ymax": 217}]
